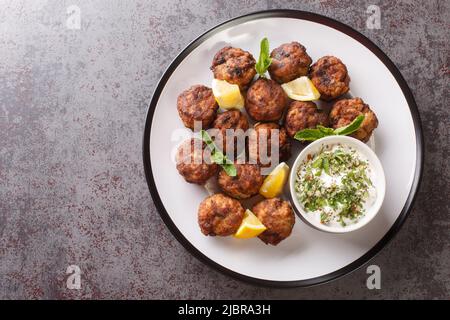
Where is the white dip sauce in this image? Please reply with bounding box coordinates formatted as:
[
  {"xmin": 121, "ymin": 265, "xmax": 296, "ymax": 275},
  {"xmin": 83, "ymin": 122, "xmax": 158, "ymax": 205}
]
[{"xmin": 295, "ymin": 144, "xmax": 377, "ymax": 228}]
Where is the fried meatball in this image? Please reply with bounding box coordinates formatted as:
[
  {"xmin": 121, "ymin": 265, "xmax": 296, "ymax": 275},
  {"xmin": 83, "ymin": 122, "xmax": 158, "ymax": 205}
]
[
  {"xmin": 177, "ymin": 85, "xmax": 218, "ymax": 130},
  {"xmin": 211, "ymin": 46, "xmax": 256, "ymax": 89},
  {"xmin": 248, "ymin": 122, "xmax": 291, "ymax": 168},
  {"xmin": 198, "ymin": 193, "xmax": 245, "ymax": 236},
  {"xmin": 268, "ymin": 42, "xmax": 312, "ymax": 84},
  {"xmin": 211, "ymin": 110, "xmax": 249, "ymax": 157},
  {"xmin": 218, "ymin": 164, "xmax": 264, "ymax": 199},
  {"xmin": 253, "ymin": 198, "xmax": 295, "ymax": 245},
  {"xmin": 284, "ymin": 101, "xmax": 329, "ymax": 138},
  {"xmin": 309, "ymin": 56, "xmax": 350, "ymax": 101},
  {"xmin": 175, "ymin": 138, "xmax": 218, "ymax": 184},
  {"xmin": 245, "ymin": 78, "xmax": 288, "ymax": 122},
  {"xmin": 329, "ymin": 98, "xmax": 378, "ymax": 142}
]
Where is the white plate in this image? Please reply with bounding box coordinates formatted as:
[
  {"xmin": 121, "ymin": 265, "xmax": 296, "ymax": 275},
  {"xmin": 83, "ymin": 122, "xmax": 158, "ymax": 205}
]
[{"xmin": 143, "ymin": 10, "xmax": 423, "ymax": 287}]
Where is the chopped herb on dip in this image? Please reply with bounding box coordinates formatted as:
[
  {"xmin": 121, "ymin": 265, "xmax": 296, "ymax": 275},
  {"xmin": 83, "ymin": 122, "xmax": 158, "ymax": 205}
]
[{"xmin": 295, "ymin": 144, "xmax": 376, "ymax": 227}]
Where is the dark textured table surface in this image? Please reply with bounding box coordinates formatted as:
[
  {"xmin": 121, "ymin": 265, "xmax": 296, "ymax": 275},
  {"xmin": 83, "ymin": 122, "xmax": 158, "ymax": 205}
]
[{"xmin": 0, "ymin": 0, "xmax": 448, "ymax": 299}]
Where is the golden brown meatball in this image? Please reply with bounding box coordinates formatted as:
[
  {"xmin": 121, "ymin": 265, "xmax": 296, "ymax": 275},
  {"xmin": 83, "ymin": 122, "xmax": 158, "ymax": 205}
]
[
  {"xmin": 248, "ymin": 122, "xmax": 291, "ymax": 168},
  {"xmin": 211, "ymin": 46, "xmax": 256, "ymax": 89},
  {"xmin": 284, "ymin": 101, "xmax": 329, "ymax": 138},
  {"xmin": 268, "ymin": 42, "xmax": 312, "ymax": 84},
  {"xmin": 175, "ymin": 138, "xmax": 218, "ymax": 185},
  {"xmin": 198, "ymin": 193, "xmax": 245, "ymax": 236},
  {"xmin": 218, "ymin": 164, "xmax": 264, "ymax": 199},
  {"xmin": 309, "ymin": 56, "xmax": 350, "ymax": 101},
  {"xmin": 211, "ymin": 110, "xmax": 249, "ymax": 157},
  {"xmin": 177, "ymin": 85, "xmax": 218, "ymax": 130},
  {"xmin": 253, "ymin": 198, "xmax": 295, "ymax": 245},
  {"xmin": 329, "ymin": 98, "xmax": 378, "ymax": 142},
  {"xmin": 245, "ymin": 78, "xmax": 288, "ymax": 122}
]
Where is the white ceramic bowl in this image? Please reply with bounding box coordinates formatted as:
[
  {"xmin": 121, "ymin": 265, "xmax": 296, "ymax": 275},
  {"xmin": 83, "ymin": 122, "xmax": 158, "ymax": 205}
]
[{"xmin": 289, "ymin": 135, "xmax": 386, "ymax": 233}]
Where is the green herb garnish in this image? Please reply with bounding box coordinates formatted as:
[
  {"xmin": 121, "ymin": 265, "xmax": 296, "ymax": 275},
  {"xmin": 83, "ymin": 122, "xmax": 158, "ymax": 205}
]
[
  {"xmin": 294, "ymin": 115, "xmax": 365, "ymax": 142},
  {"xmin": 255, "ymin": 37, "xmax": 272, "ymax": 77},
  {"xmin": 200, "ymin": 130, "xmax": 237, "ymax": 176},
  {"xmin": 333, "ymin": 114, "xmax": 365, "ymax": 136}
]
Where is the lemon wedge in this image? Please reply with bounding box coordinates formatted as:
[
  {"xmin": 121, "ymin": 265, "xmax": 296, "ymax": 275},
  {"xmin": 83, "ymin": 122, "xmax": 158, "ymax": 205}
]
[
  {"xmin": 259, "ymin": 162, "xmax": 290, "ymax": 198},
  {"xmin": 281, "ymin": 76, "xmax": 320, "ymax": 101},
  {"xmin": 235, "ymin": 209, "xmax": 267, "ymax": 239},
  {"xmin": 211, "ymin": 79, "xmax": 244, "ymax": 110}
]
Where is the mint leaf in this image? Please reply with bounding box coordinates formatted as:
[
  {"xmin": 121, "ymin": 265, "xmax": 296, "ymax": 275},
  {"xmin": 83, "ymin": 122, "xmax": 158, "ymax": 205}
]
[
  {"xmin": 201, "ymin": 129, "xmax": 214, "ymax": 146},
  {"xmin": 222, "ymin": 163, "xmax": 237, "ymax": 176},
  {"xmin": 334, "ymin": 115, "xmax": 365, "ymax": 136},
  {"xmin": 317, "ymin": 125, "xmax": 334, "ymax": 135},
  {"xmin": 255, "ymin": 37, "xmax": 272, "ymax": 77},
  {"xmin": 312, "ymin": 157, "xmax": 323, "ymax": 169},
  {"xmin": 200, "ymin": 130, "xmax": 237, "ymax": 177},
  {"xmin": 294, "ymin": 115, "xmax": 365, "ymax": 142},
  {"xmin": 294, "ymin": 128, "xmax": 327, "ymax": 141},
  {"xmin": 211, "ymin": 151, "xmax": 225, "ymax": 164}
]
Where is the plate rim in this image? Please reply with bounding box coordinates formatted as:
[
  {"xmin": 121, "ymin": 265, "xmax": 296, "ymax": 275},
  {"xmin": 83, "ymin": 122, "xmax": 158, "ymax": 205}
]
[{"xmin": 142, "ymin": 9, "xmax": 424, "ymax": 288}]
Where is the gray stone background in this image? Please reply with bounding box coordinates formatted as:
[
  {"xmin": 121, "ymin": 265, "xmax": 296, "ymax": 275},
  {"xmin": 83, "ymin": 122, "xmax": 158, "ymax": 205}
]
[{"xmin": 0, "ymin": 0, "xmax": 448, "ymax": 299}]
